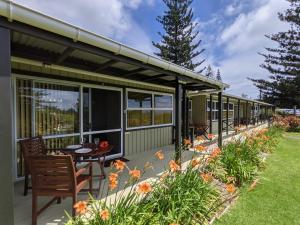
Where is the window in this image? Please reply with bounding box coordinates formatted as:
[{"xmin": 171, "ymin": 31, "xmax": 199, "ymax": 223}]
[
  {"xmin": 16, "ymin": 79, "xmax": 81, "ymax": 177},
  {"xmin": 207, "ymin": 100, "xmax": 219, "ymax": 121},
  {"xmin": 154, "ymin": 94, "xmax": 172, "ymax": 125},
  {"xmin": 223, "ymin": 103, "xmax": 234, "ymax": 120},
  {"xmin": 15, "ymin": 77, "xmax": 123, "ymax": 178},
  {"xmin": 188, "ymin": 100, "xmax": 192, "ymax": 124},
  {"xmin": 127, "ymin": 90, "xmax": 173, "ymax": 128},
  {"xmin": 34, "ymin": 82, "xmax": 80, "ymax": 136}
]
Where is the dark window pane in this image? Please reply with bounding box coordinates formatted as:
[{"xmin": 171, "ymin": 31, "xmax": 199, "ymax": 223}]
[
  {"xmin": 154, "ymin": 110, "xmax": 172, "ymax": 125},
  {"xmin": 188, "ymin": 100, "xmax": 192, "ymax": 110},
  {"xmin": 83, "ymin": 88, "xmax": 90, "ymax": 132},
  {"xmin": 206, "ymin": 100, "xmax": 211, "ymax": 111},
  {"xmin": 128, "ymin": 92, "xmax": 152, "ymax": 108},
  {"xmin": 91, "ymin": 88, "xmax": 121, "ymax": 131},
  {"xmin": 127, "ymin": 110, "xmax": 152, "ymax": 127},
  {"xmin": 154, "ymin": 95, "xmax": 172, "ymax": 108}
]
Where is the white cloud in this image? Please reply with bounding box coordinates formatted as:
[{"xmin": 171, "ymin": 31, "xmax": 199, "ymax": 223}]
[
  {"xmin": 13, "ymin": 0, "xmax": 155, "ymax": 53},
  {"xmin": 209, "ymin": 0, "xmax": 290, "ymax": 98},
  {"xmin": 219, "ymin": 0, "xmax": 289, "ymax": 55}
]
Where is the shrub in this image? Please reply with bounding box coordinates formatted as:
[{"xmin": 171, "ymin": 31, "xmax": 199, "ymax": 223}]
[
  {"xmin": 142, "ymin": 168, "xmax": 221, "ymax": 224},
  {"xmin": 66, "ymin": 151, "xmax": 224, "ymax": 225},
  {"xmin": 218, "ymin": 139, "xmax": 261, "ymax": 186},
  {"xmin": 273, "ymin": 115, "xmax": 300, "ymax": 132}
]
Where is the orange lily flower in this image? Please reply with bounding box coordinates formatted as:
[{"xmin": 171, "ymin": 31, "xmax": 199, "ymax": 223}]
[
  {"xmin": 200, "ymin": 173, "xmax": 213, "ymax": 183},
  {"xmin": 226, "ymin": 183, "xmax": 236, "ymax": 193},
  {"xmin": 129, "ymin": 169, "xmax": 141, "ymax": 180},
  {"xmin": 196, "ymin": 136, "xmax": 204, "ymax": 141},
  {"xmin": 207, "ymin": 133, "xmax": 215, "ymax": 140},
  {"xmin": 73, "ymin": 201, "xmax": 87, "ymax": 215},
  {"xmin": 109, "ymin": 173, "xmax": 118, "ymax": 181},
  {"xmin": 191, "ymin": 158, "xmax": 200, "ymax": 168},
  {"xmin": 169, "ymin": 160, "xmax": 180, "ymax": 172},
  {"xmin": 109, "ymin": 179, "xmax": 118, "ymax": 190},
  {"xmin": 194, "ymin": 145, "xmax": 207, "ymax": 152},
  {"xmin": 136, "ymin": 182, "xmax": 152, "ymax": 194},
  {"xmin": 100, "ymin": 209, "xmax": 110, "ymax": 221},
  {"xmin": 114, "ymin": 160, "xmax": 126, "ymax": 171},
  {"xmin": 155, "ymin": 150, "xmax": 165, "ymax": 160},
  {"xmin": 184, "ymin": 139, "xmax": 191, "ymax": 145}
]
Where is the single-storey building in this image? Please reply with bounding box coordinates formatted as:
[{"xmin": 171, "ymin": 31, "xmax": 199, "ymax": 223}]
[
  {"xmin": 0, "ymin": 1, "xmax": 274, "ymax": 224},
  {"xmin": 189, "ymin": 92, "xmax": 273, "ymax": 134}
]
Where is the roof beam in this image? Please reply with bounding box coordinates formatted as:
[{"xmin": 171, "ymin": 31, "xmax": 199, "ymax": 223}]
[
  {"xmin": 122, "ymin": 68, "xmax": 148, "ymax": 78},
  {"xmin": 56, "ymin": 47, "xmax": 74, "ymax": 64},
  {"xmin": 1, "ymin": 19, "xmax": 179, "ymax": 78},
  {"xmin": 143, "ymin": 74, "xmax": 170, "ymax": 81},
  {"xmin": 94, "ymin": 59, "xmax": 117, "ymax": 72}
]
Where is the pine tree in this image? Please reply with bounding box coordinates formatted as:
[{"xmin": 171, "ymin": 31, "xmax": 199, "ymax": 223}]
[
  {"xmin": 205, "ymin": 65, "xmax": 215, "ymax": 78},
  {"xmin": 250, "ymin": 0, "xmax": 300, "ymax": 108},
  {"xmin": 216, "ymin": 69, "xmax": 222, "ymax": 81},
  {"xmin": 153, "ymin": 0, "xmax": 205, "ymax": 72}
]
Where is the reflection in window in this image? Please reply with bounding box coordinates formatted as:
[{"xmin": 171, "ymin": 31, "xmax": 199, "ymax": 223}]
[
  {"xmin": 127, "ymin": 90, "xmax": 173, "ymax": 128},
  {"xmin": 154, "ymin": 110, "xmax": 172, "ymax": 125},
  {"xmin": 207, "ymin": 100, "xmax": 219, "ymax": 121},
  {"xmin": 16, "ymin": 79, "xmax": 33, "ymax": 139},
  {"xmin": 154, "ymin": 95, "xmax": 172, "ymax": 108},
  {"xmin": 127, "ymin": 110, "xmax": 152, "ymax": 127},
  {"xmin": 34, "ymin": 82, "xmax": 80, "ymax": 136},
  {"xmin": 222, "ymin": 103, "xmax": 234, "ymax": 120},
  {"xmin": 128, "ymin": 92, "xmax": 152, "ymax": 108}
]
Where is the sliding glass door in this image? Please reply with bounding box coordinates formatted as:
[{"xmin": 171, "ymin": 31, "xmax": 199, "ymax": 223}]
[
  {"xmin": 14, "ymin": 76, "xmax": 123, "ymax": 179},
  {"xmin": 82, "ymin": 87, "xmax": 122, "ymax": 157}
]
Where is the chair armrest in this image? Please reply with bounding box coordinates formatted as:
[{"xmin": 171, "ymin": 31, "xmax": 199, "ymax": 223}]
[
  {"xmin": 75, "ymin": 168, "xmax": 87, "ymax": 177},
  {"xmin": 75, "ymin": 162, "xmax": 92, "ymax": 177}
]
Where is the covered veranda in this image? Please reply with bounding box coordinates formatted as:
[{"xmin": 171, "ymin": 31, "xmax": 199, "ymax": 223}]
[{"xmin": 0, "ymin": 1, "xmax": 229, "ymax": 224}]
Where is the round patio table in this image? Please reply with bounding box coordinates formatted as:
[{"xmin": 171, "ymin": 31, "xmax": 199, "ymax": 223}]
[{"xmin": 62, "ymin": 143, "xmax": 113, "ymax": 197}]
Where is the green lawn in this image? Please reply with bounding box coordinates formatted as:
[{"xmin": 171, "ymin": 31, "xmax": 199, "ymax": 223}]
[{"xmin": 215, "ymin": 132, "xmax": 300, "ymax": 225}]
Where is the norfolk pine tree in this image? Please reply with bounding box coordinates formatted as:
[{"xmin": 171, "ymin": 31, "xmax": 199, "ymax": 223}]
[{"xmin": 153, "ymin": 0, "xmax": 205, "ymax": 72}]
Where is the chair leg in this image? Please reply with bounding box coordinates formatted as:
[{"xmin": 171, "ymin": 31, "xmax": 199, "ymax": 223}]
[
  {"xmin": 89, "ymin": 164, "xmax": 93, "ymax": 195},
  {"xmin": 24, "ymin": 172, "xmax": 29, "ymax": 196},
  {"xmin": 32, "ymin": 193, "xmax": 37, "ymax": 225},
  {"xmin": 72, "ymin": 194, "xmax": 77, "ymax": 217}
]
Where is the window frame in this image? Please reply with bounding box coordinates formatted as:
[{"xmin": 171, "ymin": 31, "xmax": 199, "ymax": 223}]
[
  {"xmin": 224, "ymin": 103, "xmax": 234, "ymax": 120},
  {"xmin": 126, "ymin": 88, "xmax": 174, "ymax": 130},
  {"xmin": 206, "ymin": 99, "xmax": 219, "ymax": 121}
]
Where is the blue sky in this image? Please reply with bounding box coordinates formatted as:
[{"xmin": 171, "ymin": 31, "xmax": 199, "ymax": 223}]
[{"xmin": 14, "ymin": 0, "xmax": 290, "ymax": 98}]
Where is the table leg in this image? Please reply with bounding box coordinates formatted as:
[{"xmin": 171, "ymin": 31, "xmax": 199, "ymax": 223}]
[
  {"xmin": 96, "ymin": 156, "xmax": 106, "ymax": 197},
  {"xmin": 190, "ymin": 128, "xmax": 194, "ymax": 147}
]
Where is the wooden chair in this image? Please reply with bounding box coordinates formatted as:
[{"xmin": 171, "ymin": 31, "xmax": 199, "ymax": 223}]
[
  {"xmin": 30, "ymin": 155, "xmax": 93, "ymax": 225},
  {"xmin": 19, "ymin": 136, "xmax": 48, "ymax": 196}
]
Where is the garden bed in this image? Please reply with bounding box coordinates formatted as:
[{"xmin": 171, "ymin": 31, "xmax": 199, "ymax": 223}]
[{"xmin": 66, "ymin": 126, "xmax": 284, "ymax": 225}]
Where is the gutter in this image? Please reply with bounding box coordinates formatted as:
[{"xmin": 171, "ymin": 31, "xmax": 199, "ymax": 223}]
[
  {"xmin": 188, "ymin": 91, "xmax": 273, "ymax": 106},
  {"xmin": 0, "ymin": 0, "xmax": 229, "ymax": 90}
]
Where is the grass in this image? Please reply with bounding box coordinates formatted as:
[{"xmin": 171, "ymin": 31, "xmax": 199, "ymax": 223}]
[{"xmin": 215, "ymin": 132, "xmax": 300, "ymax": 225}]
